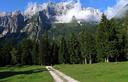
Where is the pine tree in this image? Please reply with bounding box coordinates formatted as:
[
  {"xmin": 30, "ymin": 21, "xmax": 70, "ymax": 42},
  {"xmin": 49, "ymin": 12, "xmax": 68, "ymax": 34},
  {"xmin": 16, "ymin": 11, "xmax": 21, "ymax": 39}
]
[
  {"xmin": 106, "ymin": 19, "xmax": 120, "ymax": 62},
  {"xmin": 51, "ymin": 41, "xmax": 59, "ymax": 65},
  {"xmin": 122, "ymin": 16, "xmax": 128, "ymax": 59},
  {"xmin": 2, "ymin": 41, "xmax": 13, "ymax": 65},
  {"xmin": 20, "ymin": 39, "xmax": 33, "ymax": 65},
  {"xmin": 32, "ymin": 41, "xmax": 39, "ymax": 65},
  {"xmin": 79, "ymin": 29, "xmax": 88, "ymax": 64},
  {"xmin": 96, "ymin": 14, "xmax": 111, "ymax": 62},
  {"xmin": 59, "ymin": 37, "xmax": 68, "ymax": 64},
  {"xmin": 38, "ymin": 39, "xmax": 44, "ymax": 65},
  {"xmin": 0, "ymin": 40, "xmax": 10, "ymax": 66},
  {"xmin": 79, "ymin": 28, "xmax": 96, "ymax": 64},
  {"xmin": 96, "ymin": 14, "xmax": 122, "ymax": 62},
  {"xmin": 39, "ymin": 32, "xmax": 51, "ymax": 65},
  {"xmin": 10, "ymin": 48, "xmax": 17, "ymax": 65},
  {"xmin": 69, "ymin": 33, "xmax": 81, "ymax": 64}
]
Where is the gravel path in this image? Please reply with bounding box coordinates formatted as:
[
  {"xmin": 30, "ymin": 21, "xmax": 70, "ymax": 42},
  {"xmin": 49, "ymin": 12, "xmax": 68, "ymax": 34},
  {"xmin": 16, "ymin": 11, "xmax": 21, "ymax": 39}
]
[{"xmin": 46, "ymin": 66, "xmax": 79, "ymax": 82}]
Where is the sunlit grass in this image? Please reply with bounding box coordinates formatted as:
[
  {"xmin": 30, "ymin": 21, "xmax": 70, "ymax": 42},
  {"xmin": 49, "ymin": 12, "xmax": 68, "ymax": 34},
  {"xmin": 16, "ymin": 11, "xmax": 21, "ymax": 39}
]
[
  {"xmin": 0, "ymin": 66, "xmax": 53, "ymax": 82},
  {"xmin": 55, "ymin": 62, "xmax": 128, "ymax": 82}
]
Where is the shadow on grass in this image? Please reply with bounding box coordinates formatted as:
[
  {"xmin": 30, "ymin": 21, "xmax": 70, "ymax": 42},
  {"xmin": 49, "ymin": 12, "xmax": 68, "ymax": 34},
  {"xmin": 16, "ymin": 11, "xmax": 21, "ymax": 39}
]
[{"xmin": 0, "ymin": 68, "xmax": 48, "ymax": 79}]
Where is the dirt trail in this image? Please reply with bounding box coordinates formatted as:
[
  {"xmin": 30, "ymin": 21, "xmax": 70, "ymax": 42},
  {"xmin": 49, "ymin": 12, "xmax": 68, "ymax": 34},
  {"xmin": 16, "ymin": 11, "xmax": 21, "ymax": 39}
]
[{"xmin": 46, "ymin": 66, "xmax": 79, "ymax": 82}]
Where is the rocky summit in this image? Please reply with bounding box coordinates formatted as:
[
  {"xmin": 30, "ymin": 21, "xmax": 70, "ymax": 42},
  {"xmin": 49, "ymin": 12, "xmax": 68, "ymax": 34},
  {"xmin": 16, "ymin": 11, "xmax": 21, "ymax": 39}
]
[{"xmin": 0, "ymin": 0, "xmax": 128, "ymax": 40}]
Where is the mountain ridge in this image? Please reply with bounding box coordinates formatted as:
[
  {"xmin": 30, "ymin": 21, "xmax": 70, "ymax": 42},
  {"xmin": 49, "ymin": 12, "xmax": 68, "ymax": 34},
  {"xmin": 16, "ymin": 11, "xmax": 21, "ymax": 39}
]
[
  {"xmin": 0, "ymin": 0, "xmax": 101, "ymax": 39},
  {"xmin": 0, "ymin": 0, "xmax": 128, "ymax": 40}
]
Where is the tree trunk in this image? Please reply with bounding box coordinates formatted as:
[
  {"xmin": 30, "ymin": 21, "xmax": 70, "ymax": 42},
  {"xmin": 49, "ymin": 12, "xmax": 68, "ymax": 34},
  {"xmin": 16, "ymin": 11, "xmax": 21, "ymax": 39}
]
[
  {"xmin": 105, "ymin": 58, "xmax": 107, "ymax": 63},
  {"xmin": 89, "ymin": 55, "xmax": 92, "ymax": 64},
  {"xmin": 115, "ymin": 56, "xmax": 118, "ymax": 64},
  {"xmin": 106, "ymin": 56, "xmax": 109, "ymax": 63},
  {"xmin": 84, "ymin": 57, "xmax": 87, "ymax": 64}
]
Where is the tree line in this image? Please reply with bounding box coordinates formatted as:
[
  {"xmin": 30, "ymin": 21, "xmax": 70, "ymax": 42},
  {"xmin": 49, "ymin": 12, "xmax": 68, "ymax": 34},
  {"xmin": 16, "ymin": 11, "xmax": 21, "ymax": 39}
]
[{"xmin": 0, "ymin": 14, "xmax": 127, "ymax": 66}]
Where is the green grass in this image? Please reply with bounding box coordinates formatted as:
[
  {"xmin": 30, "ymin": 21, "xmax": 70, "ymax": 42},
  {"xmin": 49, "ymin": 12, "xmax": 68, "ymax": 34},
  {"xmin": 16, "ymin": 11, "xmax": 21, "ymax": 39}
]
[
  {"xmin": 55, "ymin": 62, "xmax": 128, "ymax": 82},
  {"xmin": 0, "ymin": 66, "xmax": 53, "ymax": 82}
]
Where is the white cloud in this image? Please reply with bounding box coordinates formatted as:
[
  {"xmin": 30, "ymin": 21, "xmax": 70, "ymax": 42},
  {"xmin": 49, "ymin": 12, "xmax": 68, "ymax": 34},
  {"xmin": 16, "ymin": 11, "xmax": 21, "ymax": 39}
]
[
  {"xmin": 24, "ymin": 0, "xmax": 128, "ymax": 23},
  {"xmin": 56, "ymin": 0, "xmax": 102, "ymax": 23},
  {"xmin": 105, "ymin": 0, "xmax": 128, "ymax": 19},
  {"xmin": 57, "ymin": 0, "xmax": 102, "ymax": 23},
  {"xmin": 24, "ymin": 0, "xmax": 102, "ymax": 23},
  {"xmin": 24, "ymin": 2, "xmax": 48, "ymax": 17},
  {"xmin": 0, "ymin": 12, "xmax": 6, "ymax": 17}
]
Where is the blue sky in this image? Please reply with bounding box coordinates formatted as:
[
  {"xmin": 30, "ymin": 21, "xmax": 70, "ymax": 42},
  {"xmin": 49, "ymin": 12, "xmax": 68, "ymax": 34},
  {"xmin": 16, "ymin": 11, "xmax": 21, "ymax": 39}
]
[
  {"xmin": 82, "ymin": 0, "xmax": 117, "ymax": 11},
  {"xmin": 0, "ymin": 0, "xmax": 117, "ymax": 12}
]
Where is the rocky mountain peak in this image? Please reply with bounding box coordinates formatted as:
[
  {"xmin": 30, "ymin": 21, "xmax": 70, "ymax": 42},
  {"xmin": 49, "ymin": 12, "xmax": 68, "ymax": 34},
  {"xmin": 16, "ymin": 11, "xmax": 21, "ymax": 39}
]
[{"xmin": 0, "ymin": 0, "xmax": 102, "ymax": 39}]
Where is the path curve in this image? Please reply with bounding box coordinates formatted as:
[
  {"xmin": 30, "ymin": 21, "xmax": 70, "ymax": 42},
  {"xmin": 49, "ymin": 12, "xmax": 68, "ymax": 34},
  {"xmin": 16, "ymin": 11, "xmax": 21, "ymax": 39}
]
[{"xmin": 46, "ymin": 66, "xmax": 79, "ymax": 82}]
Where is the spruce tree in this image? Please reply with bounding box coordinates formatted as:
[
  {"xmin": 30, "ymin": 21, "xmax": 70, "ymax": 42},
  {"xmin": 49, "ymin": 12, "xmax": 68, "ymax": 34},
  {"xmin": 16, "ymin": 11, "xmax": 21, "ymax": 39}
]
[
  {"xmin": 96, "ymin": 14, "xmax": 121, "ymax": 62},
  {"xmin": 10, "ymin": 48, "xmax": 17, "ymax": 65},
  {"xmin": 106, "ymin": 19, "xmax": 120, "ymax": 62},
  {"xmin": 39, "ymin": 32, "xmax": 50, "ymax": 65},
  {"xmin": 59, "ymin": 37, "xmax": 68, "ymax": 64},
  {"xmin": 79, "ymin": 28, "xmax": 96, "ymax": 64},
  {"xmin": 32, "ymin": 41, "xmax": 39, "ymax": 65},
  {"xmin": 79, "ymin": 29, "xmax": 88, "ymax": 64},
  {"xmin": 20, "ymin": 39, "xmax": 33, "ymax": 65},
  {"xmin": 96, "ymin": 14, "xmax": 110, "ymax": 62},
  {"xmin": 51, "ymin": 41, "xmax": 59, "ymax": 65},
  {"xmin": 69, "ymin": 33, "xmax": 81, "ymax": 64},
  {"xmin": 122, "ymin": 16, "xmax": 128, "ymax": 59}
]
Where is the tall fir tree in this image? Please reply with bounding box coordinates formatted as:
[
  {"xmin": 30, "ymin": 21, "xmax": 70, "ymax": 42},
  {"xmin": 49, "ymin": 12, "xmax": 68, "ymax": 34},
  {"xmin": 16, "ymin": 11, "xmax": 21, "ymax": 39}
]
[
  {"xmin": 32, "ymin": 41, "xmax": 39, "ymax": 65},
  {"xmin": 51, "ymin": 41, "xmax": 59, "ymax": 65},
  {"xmin": 96, "ymin": 14, "xmax": 111, "ymax": 62},
  {"xmin": 69, "ymin": 33, "xmax": 81, "ymax": 64},
  {"xmin": 79, "ymin": 28, "xmax": 96, "ymax": 64},
  {"xmin": 10, "ymin": 48, "xmax": 18, "ymax": 65},
  {"xmin": 122, "ymin": 16, "xmax": 128, "ymax": 58},
  {"xmin": 20, "ymin": 39, "xmax": 33, "ymax": 65},
  {"xmin": 39, "ymin": 32, "xmax": 51, "ymax": 65},
  {"xmin": 59, "ymin": 37, "xmax": 69, "ymax": 64},
  {"xmin": 79, "ymin": 29, "xmax": 88, "ymax": 64},
  {"xmin": 106, "ymin": 19, "xmax": 121, "ymax": 62}
]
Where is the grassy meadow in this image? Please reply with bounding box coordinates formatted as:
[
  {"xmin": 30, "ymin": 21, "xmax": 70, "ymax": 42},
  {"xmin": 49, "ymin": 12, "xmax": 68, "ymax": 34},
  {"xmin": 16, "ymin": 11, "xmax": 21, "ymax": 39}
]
[
  {"xmin": 55, "ymin": 62, "xmax": 128, "ymax": 82},
  {"xmin": 0, "ymin": 66, "xmax": 53, "ymax": 82},
  {"xmin": 1, "ymin": 62, "xmax": 128, "ymax": 82}
]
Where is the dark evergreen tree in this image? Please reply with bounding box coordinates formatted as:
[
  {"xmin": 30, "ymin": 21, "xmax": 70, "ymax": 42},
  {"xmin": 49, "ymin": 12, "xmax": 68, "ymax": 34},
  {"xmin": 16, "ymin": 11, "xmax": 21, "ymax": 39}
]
[
  {"xmin": 2, "ymin": 41, "xmax": 13, "ymax": 65},
  {"xmin": 10, "ymin": 48, "xmax": 18, "ymax": 65},
  {"xmin": 51, "ymin": 41, "xmax": 59, "ymax": 65},
  {"xmin": 69, "ymin": 33, "xmax": 81, "ymax": 64},
  {"xmin": 59, "ymin": 37, "xmax": 68, "ymax": 64},
  {"xmin": 39, "ymin": 32, "xmax": 51, "ymax": 65},
  {"xmin": 79, "ymin": 29, "xmax": 88, "ymax": 64},
  {"xmin": 32, "ymin": 41, "xmax": 39, "ymax": 65},
  {"xmin": 122, "ymin": 17, "xmax": 128, "ymax": 59},
  {"xmin": 79, "ymin": 28, "xmax": 96, "ymax": 64},
  {"xmin": 20, "ymin": 39, "xmax": 33, "ymax": 65},
  {"xmin": 96, "ymin": 14, "xmax": 111, "ymax": 62},
  {"xmin": 106, "ymin": 19, "xmax": 121, "ymax": 62}
]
